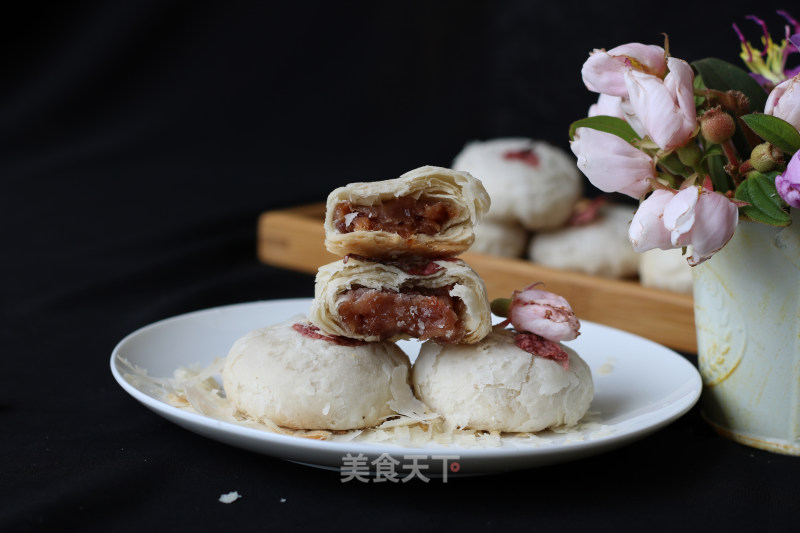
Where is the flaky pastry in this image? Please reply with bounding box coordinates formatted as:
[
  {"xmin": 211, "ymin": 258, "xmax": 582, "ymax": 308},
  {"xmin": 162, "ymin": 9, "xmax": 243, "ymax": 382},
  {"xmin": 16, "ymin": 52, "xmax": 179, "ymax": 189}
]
[
  {"xmin": 309, "ymin": 256, "xmax": 491, "ymax": 344},
  {"xmin": 324, "ymin": 165, "xmax": 490, "ymax": 259}
]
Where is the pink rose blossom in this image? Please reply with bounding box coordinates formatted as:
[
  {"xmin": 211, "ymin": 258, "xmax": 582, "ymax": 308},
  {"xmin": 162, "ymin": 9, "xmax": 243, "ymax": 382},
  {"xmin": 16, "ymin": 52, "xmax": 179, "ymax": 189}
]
[
  {"xmin": 628, "ymin": 186, "xmax": 739, "ymax": 265},
  {"xmin": 570, "ymin": 127, "xmax": 656, "ymax": 199},
  {"xmin": 663, "ymin": 186, "xmax": 739, "ymax": 266},
  {"xmin": 776, "ymin": 151, "xmax": 800, "ymax": 208},
  {"xmin": 624, "ymin": 57, "xmax": 697, "ymax": 151},
  {"xmin": 508, "ymin": 285, "xmax": 580, "ymax": 342},
  {"xmin": 588, "ymin": 93, "xmax": 626, "ymax": 120},
  {"xmin": 619, "ymin": 98, "xmax": 647, "ymax": 138},
  {"xmin": 765, "ymin": 74, "xmax": 800, "ymax": 131},
  {"xmin": 582, "ymin": 43, "xmax": 667, "ymax": 97},
  {"xmin": 628, "ymin": 189, "xmax": 676, "ymax": 252}
]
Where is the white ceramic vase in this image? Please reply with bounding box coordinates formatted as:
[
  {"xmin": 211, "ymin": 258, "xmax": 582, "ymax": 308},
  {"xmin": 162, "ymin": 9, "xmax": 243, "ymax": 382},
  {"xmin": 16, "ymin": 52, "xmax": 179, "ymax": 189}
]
[{"xmin": 692, "ymin": 213, "xmax": 800, "ymax": 455}]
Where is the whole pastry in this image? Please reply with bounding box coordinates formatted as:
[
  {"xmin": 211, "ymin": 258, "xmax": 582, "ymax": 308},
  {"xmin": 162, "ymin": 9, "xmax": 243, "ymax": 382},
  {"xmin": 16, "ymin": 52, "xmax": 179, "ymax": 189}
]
[
  {"xmin": 639, "ymin": 247, "xmax": 693, "ymax": 293},
  {"xmin": 528, "ymin": 203, "xmax": 640, "ymax": 278},
  {"xmin": 452, "ymin": 138, "xmax": 582, "ymax": 231},
  {"xmin": 412, "ymin": 327, "xmax": 593, "ymax": 433},
  {"xmin": 222, "ymin": 317, "xmax": 411, "ymax": 430},
  {"xmin": 470, "ymin": 219, "xmax": 529, "ymax": 258}
]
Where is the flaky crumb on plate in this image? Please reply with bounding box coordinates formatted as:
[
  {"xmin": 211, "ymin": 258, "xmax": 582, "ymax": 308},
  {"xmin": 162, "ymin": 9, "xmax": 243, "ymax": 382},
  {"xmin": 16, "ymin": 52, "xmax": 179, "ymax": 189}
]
[{"xmin": 118, "ymin": 356, "xmax": 612, "ymax": 449}]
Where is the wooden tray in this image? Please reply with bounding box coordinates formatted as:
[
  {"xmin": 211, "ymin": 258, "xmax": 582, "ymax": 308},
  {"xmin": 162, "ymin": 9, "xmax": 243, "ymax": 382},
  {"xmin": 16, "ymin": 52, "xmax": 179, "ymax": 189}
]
[{"xmin": 257, "ymin": 203, "xmax": 697, "ymax": 353}]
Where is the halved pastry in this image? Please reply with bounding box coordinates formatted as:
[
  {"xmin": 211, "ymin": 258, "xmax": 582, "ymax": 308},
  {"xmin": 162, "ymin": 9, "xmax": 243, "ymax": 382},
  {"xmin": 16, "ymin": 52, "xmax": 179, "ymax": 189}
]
[
  {"xmin": 324, "ymin": 165, "xmax": 491, "ymax": 259},
  {"xmin": 309, "ymin": 257, "xmax": 492, "ymax": 344}
]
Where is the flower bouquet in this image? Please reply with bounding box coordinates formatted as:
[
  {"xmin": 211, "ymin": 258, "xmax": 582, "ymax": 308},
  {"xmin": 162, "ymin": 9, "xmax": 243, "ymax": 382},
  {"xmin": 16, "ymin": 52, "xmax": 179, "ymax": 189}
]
[
  {"xmin": 569, "ymin": 10, "xmax": 800, "ymax": 266},
  {"xmin": 569, "ymin": 11, "xmax": 800, "ymax": 455}
]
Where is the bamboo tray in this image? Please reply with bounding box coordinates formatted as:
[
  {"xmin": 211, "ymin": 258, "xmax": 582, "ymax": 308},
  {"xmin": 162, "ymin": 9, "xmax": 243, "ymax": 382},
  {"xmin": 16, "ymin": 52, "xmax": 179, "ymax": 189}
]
[{"xmin": 257, "ymin": 203, "xmax": 697, "ymax": 353}]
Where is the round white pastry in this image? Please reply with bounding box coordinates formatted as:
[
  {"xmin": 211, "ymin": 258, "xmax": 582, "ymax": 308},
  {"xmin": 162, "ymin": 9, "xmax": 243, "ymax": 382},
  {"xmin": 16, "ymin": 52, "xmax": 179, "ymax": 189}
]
[
  {"xmin": 528, "ymin": 203, "xmax": 640, "ymax": 278},
  {"xmin": 470, "ymin": 219, "xmax": 529, "ymax": 258},
  {"xmin": 412, "ymin": 328, "xmax": 593, "ymax": 432},
  {"xmin": 452, "ymin": 137, "xmax": 583, "ymax": 231},
  {"xmin": 223, "ymin": 317, "xmax": 411, "ymax": 430},
  {"xmin": 639, "ymin": 247, "xmax": 694, "ymax": 293}
]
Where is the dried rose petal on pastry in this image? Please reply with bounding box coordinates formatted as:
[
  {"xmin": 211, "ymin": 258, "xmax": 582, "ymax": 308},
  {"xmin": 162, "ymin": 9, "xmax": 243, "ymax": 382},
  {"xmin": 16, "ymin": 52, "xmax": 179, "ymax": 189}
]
[
  {"xmin": 411, "ymin": 328, "xmax": 593, "ymax": 433},
  {"xmin": 222, "ymin": 316, "xmax": 411, "ymax": 431}
]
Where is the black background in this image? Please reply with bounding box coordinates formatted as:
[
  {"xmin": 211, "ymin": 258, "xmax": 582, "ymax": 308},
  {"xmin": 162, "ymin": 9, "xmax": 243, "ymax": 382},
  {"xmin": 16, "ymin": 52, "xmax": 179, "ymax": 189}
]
[{"xmin": 3, "ymin": 1, "xmax": 800, "ymax": 531}]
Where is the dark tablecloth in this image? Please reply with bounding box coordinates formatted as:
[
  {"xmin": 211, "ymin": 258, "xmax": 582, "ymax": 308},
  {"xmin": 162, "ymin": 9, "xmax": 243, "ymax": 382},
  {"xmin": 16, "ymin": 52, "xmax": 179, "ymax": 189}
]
[{"xmin": 4, "ymin": 1, "xmax": 799, "ymax": 531}]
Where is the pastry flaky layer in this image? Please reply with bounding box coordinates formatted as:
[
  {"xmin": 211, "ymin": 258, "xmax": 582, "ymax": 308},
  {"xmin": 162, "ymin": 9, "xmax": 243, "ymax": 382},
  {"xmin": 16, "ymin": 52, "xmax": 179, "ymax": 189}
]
[
  {"xmin": 324, "ymin": 165, "xmax": 491, "ymax": 259},
  {"xmin": 222, "ymin": 316, "xmax": 411, "ymax": 430},
  {"xmin": 309, "ymin": 257, "xmax": 492, "ymax": 344},
  {"xmin": 412, "ymin": 328, "xmax": 594, "ymax": 433}
]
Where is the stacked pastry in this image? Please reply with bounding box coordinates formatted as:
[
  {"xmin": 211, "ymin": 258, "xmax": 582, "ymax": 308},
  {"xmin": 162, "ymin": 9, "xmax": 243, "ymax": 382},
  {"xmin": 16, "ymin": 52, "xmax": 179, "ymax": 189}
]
[
  {"xmin": 311, "ymin": 165, "xmax": 592, "ymax": 433},
  {"xmin": 223, "ymin": 166, "xmax": 492, "ymax": 432},
  {"xmin": 224, "ymin": 165, "xmax": 593, "ymax": 435},
  {"xmin": 310, "ymin": 165, "xmax": 493, "ymax": 345}
]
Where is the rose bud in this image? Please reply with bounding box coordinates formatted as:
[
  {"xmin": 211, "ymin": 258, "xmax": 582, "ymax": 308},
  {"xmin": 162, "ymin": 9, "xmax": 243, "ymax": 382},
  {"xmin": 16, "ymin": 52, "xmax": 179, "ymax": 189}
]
[
  {"xmin": 750, "ymin": 142, "xmax": 783, "ymax": 173},
  {"xmin": 700, "ymin": 107, "xmax": 737, "ymax": 144},
  {"xmin": 570, "ymin": 127, "xmax": 656, "ymax": 199},
  {"xmin": 776, "ymin": 151, "xmax": 800, "ymax": 208},
  {"xmin": 765, "ymin": 74, "xmax": 800, "ymax": 131},
  {"xmin": 581, "ymin": 43, "xmax": 667, "ymax": 97},
  {"xmin": 624, "ymin": 56, "xmax": 696, "ymax": 151},
  {"xmin": 504, "ymin": 285, "xmax": 581, "ymax": 342},
  {"xmin": 663, "ymin": 185, "xmax": 739, "ymax": 266}
]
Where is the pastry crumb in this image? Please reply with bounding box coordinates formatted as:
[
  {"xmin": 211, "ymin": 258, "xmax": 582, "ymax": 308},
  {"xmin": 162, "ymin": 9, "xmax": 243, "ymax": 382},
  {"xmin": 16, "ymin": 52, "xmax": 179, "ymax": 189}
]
[{"xmin": 219, "ymin": 491, "xmax": 241, "ymax": 504}]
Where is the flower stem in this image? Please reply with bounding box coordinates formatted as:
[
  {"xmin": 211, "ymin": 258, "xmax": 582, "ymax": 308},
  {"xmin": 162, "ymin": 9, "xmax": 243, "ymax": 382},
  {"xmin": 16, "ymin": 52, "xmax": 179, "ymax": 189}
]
[
  {"xmin": 739, "ymin": 159, "xmax": 753, "ymax": 175},
  {"xmin": 695, "ymin": 88, "xmax": 750, "ymax": 116},
  {"xmin": 721, "ymin": 139, "xmax": 743, "ymax": 185}
]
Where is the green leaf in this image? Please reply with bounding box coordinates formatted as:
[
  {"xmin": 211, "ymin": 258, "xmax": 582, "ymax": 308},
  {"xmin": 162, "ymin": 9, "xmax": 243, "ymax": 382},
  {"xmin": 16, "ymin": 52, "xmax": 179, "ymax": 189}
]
[
  {"xmin": 704, "ymin": 150, "xmax": 734, "ymax": 193},
  {"xmin": 692, "ymin": 58, "xmax": 768, "ymax": 113},
  {"xmin": 735, "ymin": 171, "xmax": 791, "ymax": 226},
  {"xmin": 568, "ymin": 116, "xmax": 641, "ymax": 143},
  {"xmin": 657, "ymin": 153, "xmax": 691, "ymax": 178},
  {"xmin": 700, "ymin": 143, "xmax": 724, "ymax": 161},
  {"xmin": 740, "ymin": 114, "xmax": 800, "ymax": 155},
  {"xmin": 693, "ymin": 74, "xmax": 707, "ymax": 107}
]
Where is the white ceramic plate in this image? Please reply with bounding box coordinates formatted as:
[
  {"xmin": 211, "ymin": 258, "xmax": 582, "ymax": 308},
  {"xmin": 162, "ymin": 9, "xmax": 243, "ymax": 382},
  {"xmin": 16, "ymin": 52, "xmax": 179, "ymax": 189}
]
[{"xmin": 111, "ymin": 298, "xmax": 701, "ymax": 476}]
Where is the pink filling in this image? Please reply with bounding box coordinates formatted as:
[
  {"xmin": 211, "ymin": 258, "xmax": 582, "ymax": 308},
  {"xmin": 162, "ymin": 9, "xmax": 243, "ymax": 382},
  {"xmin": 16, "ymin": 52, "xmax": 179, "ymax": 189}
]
[
  {"xmin": 337, "ymin": 286, "xmax": 465, "ymax": 343},
  {"xmin": 333, "ymin": 197, "xmax": 457, "ymax": 238}
]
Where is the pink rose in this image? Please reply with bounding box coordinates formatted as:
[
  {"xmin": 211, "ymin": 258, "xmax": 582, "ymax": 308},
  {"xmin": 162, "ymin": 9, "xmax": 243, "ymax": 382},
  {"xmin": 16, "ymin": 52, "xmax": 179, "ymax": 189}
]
[
  {"xmin": 570, "ymin": 127, "xmax": 656, "ymax": 199},
  {"xmin": 765, "ymin": 74, "xmax": 800, "ymax": 131},
  {"xmin": 588, "ymin": 93, "xmax": 626, "ymax": 120},
  {"xmin": 628, "ymin": 186, "xmax": 739, "ymax": 265},
  {"xmin": 776, "ymin": 151, "xmax": 800, "ymax": 208},
  {"xmin": 624, "ymin": 57, "xmax": 697, "ymax": 151},
  {"xmin": 663, "ymin": 186, "xmax": 739, "ymax": 266},
  {"xmin": 628, "ymin": 189, "xmax": 676, "ymax": 252},
  {"xmin": 508, "ymin": 285, "xmax": 580, "ymax": 342},
  {"xmin": 582, "ymin": 43, "xmax": 667, "ymax": 97}
]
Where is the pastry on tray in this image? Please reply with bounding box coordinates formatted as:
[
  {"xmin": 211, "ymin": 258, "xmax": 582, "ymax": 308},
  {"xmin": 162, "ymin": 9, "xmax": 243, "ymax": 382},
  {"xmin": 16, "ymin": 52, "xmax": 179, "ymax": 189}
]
[
  {"xmin": 452, "ymin": 137, "xmax": 582, "ymax": 231},
  {"xmin": 528, "ymin": 202, "xmax": 640, "ymax": 278}
]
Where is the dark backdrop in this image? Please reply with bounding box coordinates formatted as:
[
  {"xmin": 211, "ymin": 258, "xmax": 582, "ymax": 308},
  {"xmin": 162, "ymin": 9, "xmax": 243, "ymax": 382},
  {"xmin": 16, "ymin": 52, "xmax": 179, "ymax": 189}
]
[
  {"xmin": 3, "ymin": 1, "xmax": 799, "ymax": 531},
  {"xmin": 6, "ymin": 0, "xmax": 797, "ymax": 310}
]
